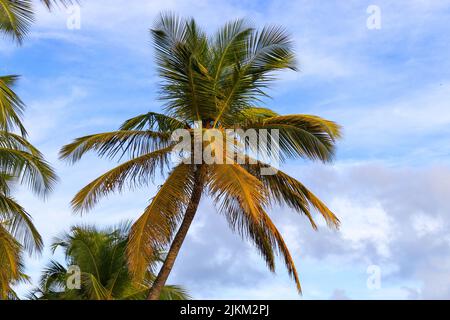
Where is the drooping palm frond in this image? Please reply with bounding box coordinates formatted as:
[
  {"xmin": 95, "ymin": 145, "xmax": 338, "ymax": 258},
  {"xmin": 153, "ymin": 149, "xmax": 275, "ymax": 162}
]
[
  {"xmin": 0, "ymin": 223, "xmax": 27, "ymax": 299},
  {"xmin": 207, "ymin": 164, "xmax": 275, "ymax": 270},
  {"xmin": 257, "ymin": 208, "xmax": 302, "ymax": 292},
  {"xmin": 243, "ymin": 159, "xmax": 340, "ymax": 229},
  {"xmin": 71, "ymin": 146, "xmax": 174, "ymax": 213},
  {"xmin": 0, "ymin": 76, "xmax": 27, "ymax": 136},
  {"xmin": 0, "ymin": 194, "xmax": 43, "ymax": 254},
  {"xmin": 127, "ymin": 164, "xmax": 197, "ymax": 278},
  {"xmin": 0, "ymin": 131, "xmax": 41, "ymax": 155},
  {"xmin": 0, "ymin": 130, "xmax": 55, "ymax": 295},
  {"xmin": 0, "ymin": 147, "xmax": 57, "ymax": 197},
  {"xmin": 207, "ymin": 163, "xmax": 302, "ymax": 292}
]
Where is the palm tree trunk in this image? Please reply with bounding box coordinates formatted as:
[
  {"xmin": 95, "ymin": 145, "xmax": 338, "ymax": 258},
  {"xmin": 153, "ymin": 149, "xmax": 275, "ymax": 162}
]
[{"xmin": 147, "ymin": 166, "xmax": 204, "ymax": 300}]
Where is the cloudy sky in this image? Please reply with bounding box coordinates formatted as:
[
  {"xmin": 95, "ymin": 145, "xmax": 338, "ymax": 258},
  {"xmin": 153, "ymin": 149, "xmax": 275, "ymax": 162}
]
[{"xmin": 2, "ymin": 0, "xmax": 450, "ymax": 299}]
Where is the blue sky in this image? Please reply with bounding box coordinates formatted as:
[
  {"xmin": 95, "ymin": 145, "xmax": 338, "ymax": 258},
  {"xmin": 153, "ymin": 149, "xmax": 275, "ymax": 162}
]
[{"xmin": 2, "ymin": 0, "xmax": 450, "ymax": 299}]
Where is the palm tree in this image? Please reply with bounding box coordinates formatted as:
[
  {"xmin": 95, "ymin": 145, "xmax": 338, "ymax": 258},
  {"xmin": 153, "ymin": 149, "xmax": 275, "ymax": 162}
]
[
  {"xmin": 60, "ymin": 13, "xmax": 342, "ymax": 300},
  {"xmin": 0, "ymin": 75, "xmax": 57, "ymax": 299},
  {"xmin": 29, "ymin": 223, "xmax": 189, "ymax": 300},
  {"xmin": 1, "ymin": 2, "xmax": 60, "ymax": 298}
]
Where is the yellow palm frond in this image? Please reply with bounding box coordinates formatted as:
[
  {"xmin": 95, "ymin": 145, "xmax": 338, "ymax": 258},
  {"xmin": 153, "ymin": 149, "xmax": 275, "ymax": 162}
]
[
  {"xmin": 259, "ymin": 209, "xmax": 301, "ymax": 292},
  {"xmin": 71, "ymin": 146, "xmax": 174, "ymax": 213},
  {"xmin": 207, "ymin": 164, "xmax": 301, "ymax": 291},
  {"xmin": 127, "ymin": 164, "xmax": 196, "ymax": 278},
  {"xmin": 244, "ymin": 159, "xmax": 340, "ymax": 229},
  {"xmin": 0, "ymin": 223, "xmax": 23, "ymax": 299},
  {"xmin": 207, "ymin": 164, "xmax": 276, "ymax": 270}
]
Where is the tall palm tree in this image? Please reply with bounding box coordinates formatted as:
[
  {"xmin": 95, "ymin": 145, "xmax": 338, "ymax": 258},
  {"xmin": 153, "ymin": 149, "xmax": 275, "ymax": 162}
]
[
  {"xmin": 29, "ymin": 223, "xmax": 189, "ymax": 300},
  {"xmin": 0, "ymin": 1, "xmax": 60, "ymax": 298},
  {"xmin": 61, "ymin": 13, "xmax": 342, "ymax": 300}
]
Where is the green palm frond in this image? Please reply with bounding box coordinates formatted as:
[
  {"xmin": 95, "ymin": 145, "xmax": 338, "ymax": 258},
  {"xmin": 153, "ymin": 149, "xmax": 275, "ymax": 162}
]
[
  {"xmin": 71, "ymin": 146, "xmax": 174, "ymax": 213},
  {"xmin": 211, "ymin": 19, "xmax": 253, "ymax": 86},
  {"xmin": 120, "ymin": 112, "xmax": 188, "ymax": 132},
  {"xmin": 159, "ymin": 284, "xmax": 190, "ymax": 300},
  {"xmin": 246, "ymin": 25, "xmax": 297, "ymax": 73},
  {"xmin": 31, "ymin": 224, "xmax": 189, "ymax": 300},
  {"xmin": 84, "ymin": 273, "xmax": 110, "ymax": 300},
  {"xmin": 0, "ymin": 0, "xmax": 33, "ymax": 44},
  {"xmin": 212, "ymin": 25, "xmax": 296, "ymax": 127},
  {"xmin": 242, "ymin": 114, "xmax": 342, "ymax": 162},
  {"xmin": 60, "ymin": 130, "xmax": 172, "ymax": 163},
  {"xmin": 0, "ymin": 0, "xmax": 77, "ymax": 44},
  {"xmin": 0, "ymin": 75, "xmax": 27, "ymax": 136},
  {"xmin": 0, "ymin": 131, "xmax": 42, "ymax": 155},
  {"xmin": 36, "ymin": 260, "xmax": 67, "ymax": 294},
  {"xmin": 152, "ymin": 12, "xmax": 215, "ymax": 122},
  {"xmin": 0, "ymin": 147, "xmax": 57, "ymax": 197},
  {"xmin": 0, "ymin": 194, "xmax": 43, "ymax": 254},
  {"xmin": 237, "ymin": 107, "xmax": 279, "ymax": 124}
]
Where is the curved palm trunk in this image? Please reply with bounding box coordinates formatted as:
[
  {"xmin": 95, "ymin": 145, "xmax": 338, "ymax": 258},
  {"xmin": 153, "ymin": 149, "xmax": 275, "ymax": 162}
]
[{"xmin": 147, "ymin": 166, "xmax": 204, "ymax": 300}]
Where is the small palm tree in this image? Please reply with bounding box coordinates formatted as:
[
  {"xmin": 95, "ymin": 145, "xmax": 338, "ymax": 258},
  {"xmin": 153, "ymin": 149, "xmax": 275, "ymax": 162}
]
[
  {"xmin": 29, "ymin": 223, "xmax": 189, "ymax": 300},
  {"xmin": 61, "ymin": 13, "xmax": 342, "ymax": 299}
]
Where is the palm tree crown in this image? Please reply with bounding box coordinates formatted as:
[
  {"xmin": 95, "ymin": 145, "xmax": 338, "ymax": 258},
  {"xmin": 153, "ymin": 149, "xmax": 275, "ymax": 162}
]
[
  {"xmin": 30, "ymin": 223, "xmax": 189, "ymax": 300},
  {"xmin": 61, "ymin": 13, "xmax": 342, "ymax": 298}
]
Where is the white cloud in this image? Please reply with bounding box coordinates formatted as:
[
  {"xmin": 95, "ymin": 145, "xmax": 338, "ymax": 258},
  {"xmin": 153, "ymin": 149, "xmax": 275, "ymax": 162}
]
[
  {"xmin": 330, "ymin": 198, "xmax": 394, "ymax": 258},
  {"xmin": 412, "ymin": 214, "xmax": 444, "ymax": 237}
]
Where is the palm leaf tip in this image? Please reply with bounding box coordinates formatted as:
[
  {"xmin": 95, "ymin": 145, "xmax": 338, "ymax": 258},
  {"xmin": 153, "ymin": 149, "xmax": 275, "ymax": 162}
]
[
  {"xmin": 40, "ymin": 0, "xmax": 76, "ymax": 9},
  {"xmin": 0, "ymin": 0, "xmax": 34, "ymax": 44},
  {"xmin": 0, "ymin": 75, "xmax": 28, "ymax": 136}
]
